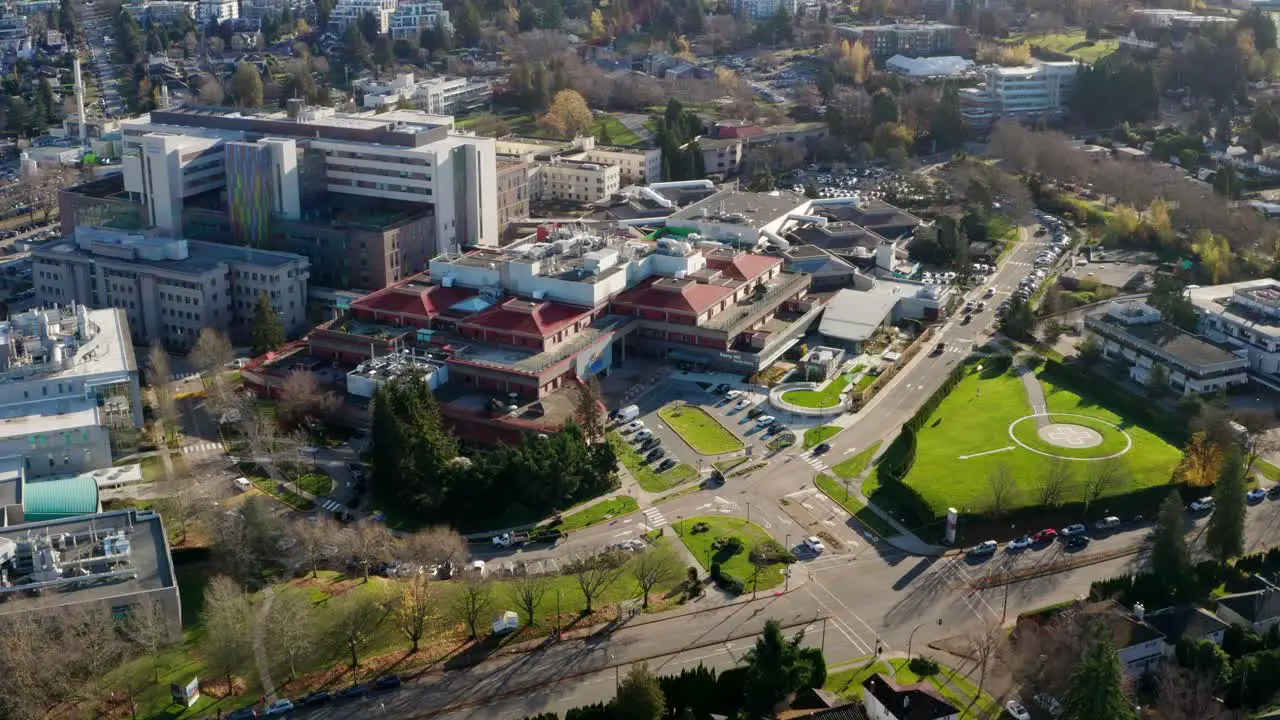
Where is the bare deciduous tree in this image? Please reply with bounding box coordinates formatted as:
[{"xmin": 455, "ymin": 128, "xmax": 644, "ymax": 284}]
[
  {"xmin": 122, "ymin": 598, "xmax": 173, "ymax": 682},
  {"xmin": 986, "ymin": 462, "xmax": 1019, "ymax": 518},
  {"xmin": 629, "ymin": 546, "xmax": 682, "ymax": 609},
  {"xmin": 395, "ymin": 573, "xmax": 438, "ymax": 653},
  {"xmin": 570, "ymin": 550, "xmax": 625, "ymax": 614},
  {"xmin": 507, "ymin": 573, "xmax": 551, "ymax": 628},
  {"xmin": 1036, "ymin": 457, "xmax": 1073, "ymax": 508},
  {"xmin": 342, "ymin": 518, "xmax": 394, "ymax": 582},
  {"xmin": 200, "ymin": 575, "xmax": 255, "ymax": 692},
  {"xmin": 190, "ymin": 327, "xmax": 235, "ymax": 381},
  {"xmin": 1154, "ymin": 666, "xmax": 1228, "ymax": 720},
  {"xmin": 1082, "ymin": 458, "xmax": 1128, "ymax": 516},
  {"xmin": 290, "ymin": 514, "xmax": 339, "ymax": 578},
  {"xmin": 402, "ymin": 526, "xmax": 468, "ymax": 570},
  {"xmin": 146, "ymin": 341, "xmax": 176, "ymax": 426},
  {"xmin": 452, "ymin": 574, "xmax": 494, "ymax": 640},
  {"xmin": 331, "ymin": 585, "xmax": 388, "ymax": 668},
  {"xmin": 279, "ymin": 369, "xmax": 340, "ymax": 428},
  {"xmin": 263, "ymin": 589, "xmax": 317, "ymax": 681}
]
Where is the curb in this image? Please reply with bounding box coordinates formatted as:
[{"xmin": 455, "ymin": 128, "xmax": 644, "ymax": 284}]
[{"xmin": 968, "ymin": 544, "xmax": 1142, "ymax": 589}]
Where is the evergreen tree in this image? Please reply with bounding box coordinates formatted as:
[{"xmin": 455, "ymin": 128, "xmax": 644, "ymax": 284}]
[
  {"xmin": 743, "ymin": 620, "xmax": 824, "ymax": 718},
  {"xmin": 340, "ymin": 23, "xmax": 370, "ymax": 76},
  {"xmin": 1062, "ymin": 628, "xmax": 1135, "ymax": 720},
  {"xmin": 1206, "ymin": 449, "xmax": 1247, "ymax": 564},
  {"xmin": 1150, "ymin": 492, "xmax": 1192, "ymax": 599},
  {"xmin": 249, "ymin": 293, "xmax": 285, "ymax": 355},
  {"xmin": 454, "ymin": 1, "xmax": 482, "ymax": 47},
  {"xmin": 612, "ymin": 664, "xmax": 665, "ymax": 720},
  {"xmin": 930, "ymin": 86, "xmax": 965, "ymax": 150},
  {"xmin": 358, "ymin": 10, "xmax": 379, "ymax": 43},
  {"xmin": 870, "ymin": 88, "xmax": 899, "ymax": 126}
]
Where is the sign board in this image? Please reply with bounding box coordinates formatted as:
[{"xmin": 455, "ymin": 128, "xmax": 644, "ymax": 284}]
[
  {"xmin": 171, "ymin": 678, "xmax": 200, "ymax": 707},
  {"xmin": 336, "ymin": 297, "xmax": 352, "ymax": 310},
  {"xmin": 945, "ymin": 508, "xmax": 958, "ymax": 545}
]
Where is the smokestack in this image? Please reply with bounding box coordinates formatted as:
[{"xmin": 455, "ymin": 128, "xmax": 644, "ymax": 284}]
[{"xmin": 73, "ymin": 57, "xmax": 86, "ymax": 145}]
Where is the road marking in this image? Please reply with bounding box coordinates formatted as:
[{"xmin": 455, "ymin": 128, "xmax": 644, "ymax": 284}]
[
  {"xmin": 958, "ymin": 446, "xmax": 1016, "ymax": 460},
  {"xmin": 642, "ymin": 507, "xmax": 669, "ymax": 530},
  {"xmin": 804, "ymin": 586, "xmax": 871, "ymax": 655}
]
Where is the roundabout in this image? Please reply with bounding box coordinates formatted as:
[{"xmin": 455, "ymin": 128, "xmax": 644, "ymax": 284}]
[{"xmin": 1008, "ymin": 413, "xmax": 1133, "ymax": 460}]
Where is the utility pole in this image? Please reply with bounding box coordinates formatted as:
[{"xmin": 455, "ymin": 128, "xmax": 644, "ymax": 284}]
[{"xmin": 821, "ymin": 617, "xmax": 827, "ymax": 654}]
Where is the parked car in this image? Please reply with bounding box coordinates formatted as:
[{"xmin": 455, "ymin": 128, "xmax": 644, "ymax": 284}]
[
  {"xmin": 640, "ymin": 437, "xmax": 661, "ymax": 451},
  {"xmin": 624, "ymin": 420, "xmax": 645, "ymax": 433},
  {"xmin": 803, "ymin": 536, "xmax": 825, "ymax": 554},
  {"xmin": 933, "ymin": 342, "xmax": 947, "ymax": 355},
  {"xmin": 298, "ymin": 691, "xmax": 332, "ymax": 706},
  {"xmin": 646, "ymin": 448, "xmax": 666, "ymax": 462},
  {"xmin": 1248, "ymin": 488, "xmax": 1267, "ymax": 503},
  {"xmin": 746, "ymin": 407, "xmax": 765, "ymax": 418},
  {"xmin": 264, "ymin": 699, "xmax": 295, "ymax": 716},
  {"xmin": 1268, "ymin": 485, "xmax": 1280, "ymax": 499},
  {"xmin": 227, "ymin": 710, "xmax": 258, "ymax": 720},
  {"xmin": 725, "ymin": 390, "xmax": 743, "ymax": 400},
  {"xmin": 734, "ymin": 398, "xmax": 751, "ymax": 410},
  {"xmin": 756, "ymin": 415, "xmax": 776, "ymax": 426},
  {"xmin": 1059, "ymin": 523, "xmax": 1087, "ymax": 537},
  {"xmin": 713, "ymin": 383, "xmax": 731, "ymax": 394},
  {"xmin": 1093, "ymin": 516, "xmax": 1121, "ymax": 531},
  {"xmin": 339, "ymin": 684, "xmax": 371, "ymax": 700},
  {"xmin": 1190, "ymin": 497, "xmax": 1215, "ymax": 512},
  {"xmin": 1064, "ymin": 536, "xmax": 1090, "ymax": 551},
  {"xmin": 1032, "ymin": 528, "xmax": 1058, "ymax": 543},
  {"xmin": 373, "ymin": 675, "xmax": 403, "ymax": 691},
  {"xmin": 657, "ymin": 458, "xmax": 678, "ymax": 472},
  {"xmin": 1005, "ymin": 700, "xmax": 1032, "ymax": 720},
  {"xmin": 634, "ymin": 429, "xmax": 653, "ymax": 442},
  {"xmin": 984, "ymin": 287, "xmax": 995, "ymax": 298},
  {"xmin": 813, "ymin": 442, "xmax": 831, "ymax": 455},
  {"xmin": 967, "ymin": 540, "xmax": 998, "ymax": 557},
  {"xmin": 1034, "ymin": 693, "xmax": 1063, "ymax": 718},
  {"xmin": 1006, "ymin": 536, "xmax": 1032, "ymax": 551}
]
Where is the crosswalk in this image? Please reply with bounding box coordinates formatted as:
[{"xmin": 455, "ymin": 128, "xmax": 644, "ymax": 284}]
[
  {"xmin": 799, "ymin": 451, "xmax": 829, "ymax": 474},
  {"xmin": 181, "ymin": 441, "xmax": 223, "ymax": 455},
  {"xmin": 316, "ymin": 497, "xmax": 345, "ymax": 513},
  {"xmin": 169, "ymin": 370, "xmax": 200, "ymax": 382},
  {"xmin": 642, "ymin": 507, "xmax": 668, "ymax": 530}
]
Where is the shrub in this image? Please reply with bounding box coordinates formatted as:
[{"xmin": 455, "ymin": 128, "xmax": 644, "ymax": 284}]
[
  {"xmin": 710, "ymin": 562, "xmax": 722, "ymax": 582},
  {"xmin": 750, "ymin": 540, "xmax": 797, "ymax": 565},
  {"xmin": 908, "ymin": 656, "xmax": 940, "ymax": 676},
  {"xmin": 711, "ymin": 535, "xmax": 745, "ymax": 555},
  {"xmin": 690, "ymin": 521, "xmax": 711, "ymax": 534}
]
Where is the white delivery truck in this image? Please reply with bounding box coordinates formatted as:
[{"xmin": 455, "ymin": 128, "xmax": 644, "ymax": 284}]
[{"xmin": 613, "ymin": 405, "xmax": 640, "ymax": 424}]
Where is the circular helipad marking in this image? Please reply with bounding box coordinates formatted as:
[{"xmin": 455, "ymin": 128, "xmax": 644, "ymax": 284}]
[
  {"xmin": 1007, "ymin": 413, "xmax": 1133, "ymax": 461},
  {"xmin": 1038, "ymin": 423, "xmax": 1104, "ymax": 449}
]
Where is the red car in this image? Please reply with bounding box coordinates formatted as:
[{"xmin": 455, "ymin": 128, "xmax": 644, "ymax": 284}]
[{"xmin": 1032, "ymin": 528, "xmax": 1058, "ymax": 544}]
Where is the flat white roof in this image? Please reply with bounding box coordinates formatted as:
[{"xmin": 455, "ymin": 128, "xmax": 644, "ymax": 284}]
[{"xmin": 0, "ymin": 400, "xmax": 100, "ymax": 439}]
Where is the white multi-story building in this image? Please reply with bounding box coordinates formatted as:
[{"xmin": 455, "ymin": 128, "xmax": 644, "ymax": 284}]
[
  {"xmin": 1082, "ymin": 301, "xmax": 1250, "ymax": 395},
  {"xmin": 359, "ymin": 73, "xmax": 490, "ymax": 115},
  {"xmin": 32, "ymin": 227, "xmax": 311, "ymax": 349},
  {"xmin": 123, "ymin": 0, "xmax": 197, "ymax": 25},
  {"xmin": 117, "ymin": 104, "xmax": 499, "ymax": 252},
  {"xmin": 532, "ymin": 158, "xmax": 621, "ymax": 204},
  {"xmin": 729, "ymin": 0, "xmax": 797, "ymax": 20},
  {"xmin": 1189, "ymin": 279, "xmax": 1280, "ymax": 386},
  {"xmin": 959, "ymin": 62, "xmax": 1078, "ymax": 127},
  {"xmin": 198, "ymin": 0, "xmax": 237, "ymax": 21},
  {"xmin": 328, "ymin": 0, "xmax": 397, "ymax": 33},
  {"xmin": 569, "ymin": 140, "xmax": 662, "ymax": 186},
  {"xmin": 0, "ymin": 305, "xmax": 142, "ymax": 478},
  {"xmin": 389, "ymin": 0, "xmax": 450, "ymax": 41},
  {"xmin": 0, "ymin": 12, "xmax": 31, "ymax": 54}
]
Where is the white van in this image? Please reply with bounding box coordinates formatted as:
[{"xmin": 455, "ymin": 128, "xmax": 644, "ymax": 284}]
[
  {"xmin": 614, "ymin": 405, "xmax": 640, "ymax": 424},
  {"xmin": 1094, "ymin": 516, "xmax": 1121, "ymax": 531},
  {"xmin": 232, "ymin": 477, "xmax": 252, "ymax": 491}
]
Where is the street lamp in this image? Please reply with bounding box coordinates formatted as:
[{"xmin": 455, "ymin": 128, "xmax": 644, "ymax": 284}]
[{"xmin": 906, "ymin": 618, "xmax": 943, "ymax": 661}]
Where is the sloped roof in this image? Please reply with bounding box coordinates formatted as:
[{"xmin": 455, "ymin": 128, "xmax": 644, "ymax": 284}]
[
  {"xmin": 706, "ymin": 253, "xmax": 782, "ymax": 281},
  {"xmin": 23, "ymin": 475, "xmax": 99, "ymax": 521},
  {"xmin": 352, "ymin": 283, "xmax": 480, "ymax": 320},
  {"xmin": 862, "ymin": 674, "xmax": 958, "ymax": 720},
  {"xmin": 613, "ymin": 277, "xmax": 736, "ymax": 315},
  {"xmin": 462, "ymin": 299, "xmax": 592, "ymax": 338}
]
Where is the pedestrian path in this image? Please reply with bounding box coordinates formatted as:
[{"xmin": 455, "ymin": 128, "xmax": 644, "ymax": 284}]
[
  {"xmin": 798, "ymin": 450, "xmax": 829, "ymax": 474},
  {"xmin": 180, "ymin": 441, "xmax": 222, "ymax": 456},
  {"xmin": 642, "ymin": 507, "xmax": 668, "ymax": 530}
]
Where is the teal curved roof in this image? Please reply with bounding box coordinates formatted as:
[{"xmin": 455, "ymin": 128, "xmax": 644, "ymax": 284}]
[{"xmin": 23, "ymin": 475, "xmax": 100, "ymax": 521}]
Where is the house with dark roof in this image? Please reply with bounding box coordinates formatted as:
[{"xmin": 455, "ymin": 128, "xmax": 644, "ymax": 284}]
[
  {"xmin": 1216, "ymin": 587, "xmax": 1280, "ymax": 633},
  {"xmin": 861, "ymin": 674, "xmax": 959, "ymax": 720},
  {"xmin": 1143, "ymin": 605, "xmax": 1229, "ymax": 648}
]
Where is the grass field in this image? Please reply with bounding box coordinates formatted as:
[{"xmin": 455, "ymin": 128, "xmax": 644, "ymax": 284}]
[
  {"xmin": 558, "ymin": 496, "xmax": 639, "ymax": 532},
  {"xmin": 815, "ymin": 473, "xmax": 899, "ymax": 538},
  {"xmin": 826, "ymin": 658, "xmax": 997, "ymax": 718},
  {"xmin": 1009, "ymin": 413, "xmax": 1131, "ymax": 459},
  {"xmin": 803, "ymin": 425, "xmax": 840, "ymax": 449},
  {"xmin": 832, "ymin": 441, "xmax": 882, "ymax": 479},
  {"xmin": 610, "ymin": 433, "xmax": 699, "ymax": 493},
  {"xmin": 593, "ymin": 116, "xmax": 643, "ymax": 146},
  {"xmin": 897, "ymin": 364, "xmax": 1182, "ymax": 518},
  {"xmin": 1012, "ymin": 30, "xmax": 1119, "ymax": 63},
  {"xmin": 676, "ymin": 516, "xmax": 785, "ymax": 591},
  {"xmin": 658, "ymin": 404, "xmax": 744, "ymax": 455},
  {"xmin": 781, "ymin": 374, "xmax": 852, "ymax": 409}
]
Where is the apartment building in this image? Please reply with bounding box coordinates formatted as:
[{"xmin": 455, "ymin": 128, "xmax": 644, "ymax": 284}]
[
  {"xmin": 1082, "ymin": 301, "xmax": 1249, "ymax": 395},
  {"xmin": 0, "ymin": 305, "xmax": 141, "ymax": 477},
  {"xmin": 328, "ymin": 0, "xmax": 397, "ymax": 33},
  {"xmin": 496, "ymin": 160, "xmax": 533, "ymax": 227},
  {"xmin": 960, "ymin": 62, "xmax": 1079, "ymax": 127},
  {"xmin": 359, "ymin": 73, "xmax": 491, "ymax": 115},
  {"xmin": 571, "ymin": 145, "xmax": 662, "ymax": 186},
  {"xmin": 729, "ymin": 0, "xmax": 797, "ymax": 20},
  {"xmin": 495, "ymin": 135, "xmax": 660, "ymax": 205},
  {"xmin": 239, "ymin": 0, "xmax": 304, "ymax": 21},
  {"xmin": 389, "ymin": 0, "xmax": 451, "ymax": 41},
  {"xmin": 123, "ymin": 0, "xmax": 196, "ymax": 24},
  {"xmin": 835, "ymin": 23, "xmax": 969, "ymax": 59},
  {"xmin": 32, "ymin": 227, "xmax": 311, "ymax": 348},
  {"xmin": 0, "ymin": 12, "xmax": 29, "ymax": 54},
  {"xmin": 198, "ymin": 0, "xmax": 237, "ymax": 22},
  {"xmin": 1189, "ymin": 279, "xmax": 1280, "ymax": 386}
]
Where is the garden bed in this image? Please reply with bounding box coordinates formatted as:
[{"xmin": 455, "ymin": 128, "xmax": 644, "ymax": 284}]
[
  {"xmin": 675, "ymin": 516, "xmax": 785, "ymax": 592},
  {"xmin": 658, "ymin": 404, "xmax": 744, "ymax": 455}
]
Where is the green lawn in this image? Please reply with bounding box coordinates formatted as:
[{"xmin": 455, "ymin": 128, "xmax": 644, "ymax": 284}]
[
  {"xmin": 1008, "ymin": 414, "xmax": 1130, "ymax": 459},
  {"xmin": 676, "ymin": 516, "xmax": 785, "ymax": 591},
  {"xmin": 658, "ymin": 404, "xmax": 744, "ymax": 455},
  {"xmin": 1256, "ymin": 460, "xmax": 1280, "ymax": 484},
  {"xmin": 610, "ymin": 432, "xmax": 699, "ymax": 492},
  {"xmin": 855, "ymin": 373, "xmax": 878, "ymax": 391},
  {"xmin": 803, "ymin": 425, "xmax": 841, "ymax": 449},
  {"xmin": 1029, "ymin": 30, "xmax": 1118, "ymax": 63},
  {"xmin": 826, "ymin": 658, "xmax": 998, "ymax": 718},
  {"xmin": 898, "ymin": 364, "xmax": 1182, "ymax": 519},
  {"xmin": 593, "ymin": 116, "xmax": 643, "ymax": 146},
  {"xmin": 297, "ymin": 471, "xmax": 335, "ymax": 497},
  {"xmin": 781, "ymin": 374, "xmax": 852, "ymax": 409},
  {"xmin": 832, "ymin": 441, "xmax": 882, "ymax": 479},
  {"xmin": 816, "ymin": 473, "xmax": 899, "ymax": 538},
  {"xmin": 558, "ymin": 496, "xmax": 639, "ymax": 532}
]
